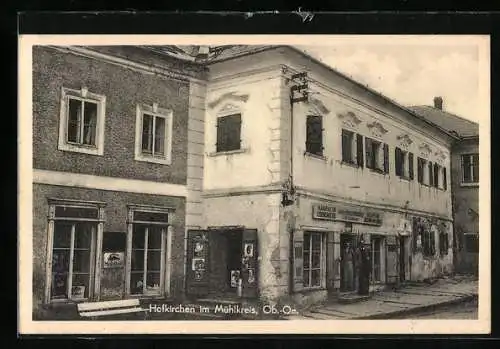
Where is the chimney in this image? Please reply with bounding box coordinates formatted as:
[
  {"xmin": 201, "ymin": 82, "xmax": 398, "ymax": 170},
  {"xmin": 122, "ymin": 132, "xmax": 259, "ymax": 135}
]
[{"xmin": 433, "ymin": 96, "xmax": 443, "ymax": 110}]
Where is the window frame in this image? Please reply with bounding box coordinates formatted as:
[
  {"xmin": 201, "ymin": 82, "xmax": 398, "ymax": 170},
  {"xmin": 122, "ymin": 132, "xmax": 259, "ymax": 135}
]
[
  {"xmin": 58, "ymin": 87, "xmax": 106, "ymax": 156},
  {"xmin": 215, "ymin": 113, "xmax": 242, "ymax": 153},
  {"xmin": 125, "ymin": 205, "xmax": 174, "ymax": 299},
  {"xmin": 302, "ymin": 231, "xmax": 326, "ymax": 289},
  {"xmin": 395, "ymin": 147, "xmax": 413, "ymax": 180},
  {"xmin": 135, "ymin": 104, "xmax": 174, "ymax": 165},
  {"xmin": 422, "ymin": 228, "xmax": 436, "ymax": 258},
  {"xmin": 365, "ymin": 137, "xmax": 385, "ymax": 173},
  {"xmin": 341, "ymin": 128, "xmax": 361, "ymax": 167},
  {"xmin": 461, "ymin": 153, "xmax": 479, "ymax": 185},
  {"xmin": 44, "ymin": 199, "xmax": 105, "ymax": 304}
]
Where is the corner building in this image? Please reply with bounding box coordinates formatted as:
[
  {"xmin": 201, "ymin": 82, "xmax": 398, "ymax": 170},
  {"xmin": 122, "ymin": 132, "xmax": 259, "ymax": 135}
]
[{"xmin": 187, "ymin": 46, "xmax": 457, "ymax": 306}]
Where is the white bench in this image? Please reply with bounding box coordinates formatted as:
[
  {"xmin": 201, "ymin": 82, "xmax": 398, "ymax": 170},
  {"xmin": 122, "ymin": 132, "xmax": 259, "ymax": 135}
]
[{"xmin": 77, "ymin": 299, "xmax": 149, "ymax": 320}]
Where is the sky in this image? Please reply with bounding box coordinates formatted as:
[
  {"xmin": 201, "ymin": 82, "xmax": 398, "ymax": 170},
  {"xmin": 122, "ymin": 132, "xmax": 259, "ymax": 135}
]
[{"xmin": 297, "ymin": 42, "xmax": 482, "ymax": 122}]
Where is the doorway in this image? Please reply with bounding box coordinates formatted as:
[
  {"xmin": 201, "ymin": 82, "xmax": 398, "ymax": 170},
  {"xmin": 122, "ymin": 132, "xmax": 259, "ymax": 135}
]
[
  {"xmin": 340, "ymin": 234, "xmax": 356, "ymax": 292},
  {"xmin": 100, "ymin": 231, "xmax": 127, "ymax": 300},
  {"xmin": 399, "ymin": 236, "xmax": 406, "ymax": 282},
  {"xmin": 225, "ymin": 230, "xmax": 243, "ymax": 294}
]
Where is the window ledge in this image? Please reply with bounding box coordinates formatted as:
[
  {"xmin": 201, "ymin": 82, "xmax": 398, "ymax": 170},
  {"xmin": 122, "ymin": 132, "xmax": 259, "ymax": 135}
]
[
  {"xmin": 58, "ymin": 142, "xmax": 103, "ymax": 156},
  {"xmin": 340, "ymin": 160, "xmax": 360, "ymax": 169},
  {"xmin": 207, "ymin": 148, "xmax": 249, "ymax": 157},
  {"xmin": 397, "ymin": 175, "xmax": 412, "ymax": 182},
  {"xmin": 460, "ymin": 182, "xmax": 479, "ymax": 188},
  {"xmin": 369, "ymin": 168, "xmax": 387, "ymax": 176},
  {"xmin": 304, "ymin": 152, "xmax": 327, "ymax": 162},
  {"xmin": 135, "ymin": 154, "xmax": 172, "ymax": 165},
  {"xmin": 296, "ymin": 287, "xmax": 327, "ymax": 294}
]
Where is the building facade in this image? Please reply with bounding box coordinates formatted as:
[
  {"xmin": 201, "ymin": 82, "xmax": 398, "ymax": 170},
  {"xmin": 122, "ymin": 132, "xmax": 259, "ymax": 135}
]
[
  {"xmin": 186, "ymin": 46, "xmax": 456, "ymax": 306},
  {"xmin": 32, "ymin": 45, "xmax": 207, "ymax": 319},
  {"xmin": 410, "ymin": 100, "xmax": 479, "ymax": 274}
]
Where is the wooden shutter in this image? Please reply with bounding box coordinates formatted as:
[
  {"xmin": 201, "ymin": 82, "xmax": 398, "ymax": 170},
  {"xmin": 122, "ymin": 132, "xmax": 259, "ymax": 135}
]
[
  {"xmin": 385, "ymin": 235, "xmax": 398, "ymax": 284},
  {"xmin": 395, "ymin": 148, "xmax": 401, "ymax": 176},
  {"xmin": 443, "ymin": 167, "xmax": 447, "ymax": 190},
  {"xmin": 241, "ymin": 229, "xmax": 258, "ymax": 298},
  {"xmin": 356, "ymin": 134, "xmax": 364, "ymax": 167},
  {"xmin": 326, "ymin": 232, "xmax": 335, "ymax": 291},
  {"xmin": 341, "ymin": 129, "xmax": 349, "ymax": 162},
  {"xmin": 473, "ymin": 154, "xmax": 479, "ymax": 182},
  {"xmin": 186, "ymin": 230, "xmax": 210, "ymax": 297},
  {"xmin": 383, "ymin": 143, "xmax": 389, "ymax": 173},
  {"xmin": 417, "ymin": 158, "xmax": 424, "ymax": 183},
  {"xmin": 292, "ymin": 230, "xmax": 304, "ymax": 292},
  {"xmin": 433, "ymin": 163, "xmax": 439, "ymax": 188},
  {"xmin": 365, "ymin": 138, "xmax": 372, "ymax": 168},
  {"xmin": 428, "ymin": 161, "xmax": 434, "ymax": 186},
  {"xmin": 408, "ymin": 152, "xmax": 414, "ymax": 180}
]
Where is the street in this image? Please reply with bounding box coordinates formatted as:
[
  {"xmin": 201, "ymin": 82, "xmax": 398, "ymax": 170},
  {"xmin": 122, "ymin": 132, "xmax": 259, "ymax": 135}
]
[{"xmin": 407, "ymin": 298, "xmax": 478, "ymax": 319}]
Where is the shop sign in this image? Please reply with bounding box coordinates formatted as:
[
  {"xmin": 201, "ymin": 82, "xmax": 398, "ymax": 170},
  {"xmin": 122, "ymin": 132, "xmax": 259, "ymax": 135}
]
[
  {"xmin": 312, "ymin": 204, "xmax": 382, "ymax": 226},
  {"xmin": 103, "ymin": 252, "xmax": 124, "ymax": 268}
]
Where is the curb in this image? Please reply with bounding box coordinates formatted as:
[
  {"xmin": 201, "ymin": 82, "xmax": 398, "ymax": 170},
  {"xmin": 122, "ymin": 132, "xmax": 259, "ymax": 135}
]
[{"xmin": 353, "ymin": 294, "xmax": 478, "ymax": 320}]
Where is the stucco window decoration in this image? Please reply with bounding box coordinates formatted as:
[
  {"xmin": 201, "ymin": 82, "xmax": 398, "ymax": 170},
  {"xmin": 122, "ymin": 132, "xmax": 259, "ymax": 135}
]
[
  {"xmin": 134, "ymin": 103, "xmax": 174, "ymax": 165},
  {"xmin": 418, "ymin": 143, "xmax": 432, "ymax": 158},
  {"xmin": 396, "ymin": 134, "xmax": 413, "ymax": 150},
  {"xmin": 306, "ymin": 97, "xmax": 330, "ymax": 116},
  {"xmin": 338, "ymin": 111, "xmax": 363, "ymax": 130},
  {"xmin": 366, "ymin": 121, "xmax": 388, "ymax": 140},
  {"xmin": 58, "ymin": 86, "xmax": 106, "ymax": 156}
]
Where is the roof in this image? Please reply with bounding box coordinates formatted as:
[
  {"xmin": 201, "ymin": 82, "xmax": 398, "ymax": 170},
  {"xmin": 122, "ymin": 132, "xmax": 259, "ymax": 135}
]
[{"xmin": 408, "ymin": 105, "xmax": 479, "ymax": 138}]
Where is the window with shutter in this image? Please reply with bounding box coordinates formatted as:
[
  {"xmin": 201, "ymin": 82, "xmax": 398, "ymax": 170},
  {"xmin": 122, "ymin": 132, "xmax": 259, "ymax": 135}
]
[
  {"xmin": 306, "ymin": 115, "xmax": 323, "ymax": 156},
  {"xmin": 395, "ymin": 148, "xmax": 402, "ymax": 176},
  {"xmin": 342, "ymin": 129, "xmax": 355, "ymax": 164},
  {"xmin": 216, "ymin": 114, "xmax": 242, "ymax": 152},
  {"xmin": 365, "ymin": 138, "xmax": 373, "ymax": 169},
  {"xmin": 356, "ymin": 134, "xmax": 364, "ymax": 167},
  {"xmin": 433, "ymin": 163, "xmax": 440, "ymax": 188},
  {"xmin": 443, "ymin": 167, "xmax": 447, "ymax": 190},
  {"xmin": 383, "ymin": 143, "xmax": 389, "ymax": 173},
  {"xmin": 409, "ymin": 152, "xmax": 414, "ymax": 180}
]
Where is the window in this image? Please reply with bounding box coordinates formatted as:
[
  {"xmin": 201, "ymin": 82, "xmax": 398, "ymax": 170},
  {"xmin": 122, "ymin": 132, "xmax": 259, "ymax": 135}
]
[
  {"xmin": 433, "ymin": 163, "xmax": 441, "ymax": 189},
  {"xmin": 439, "ymin": 232, "xmax": 449, "ymax": 255},
  {"xmin": 303, "ymin": 232, "xmax": 324, "ymax": 288},
  {"xmin": 417, "ymin": 157, "xmax": 432, "ymax": 185},
  {"xmin": 135, "ymin": 104, "xmax": 174, "ymax": 165},
  {"xmin": 443, "ymin": 167, "xmax": 448, "ymax": 190},
  {"xmin": 395, "ymin": 148, "xmax": 414, "ymax": 179},
  {"xmin": 46, "ymin": 201, "xmax": 103, "ymax": 302},
  {"xmin": 305, "ymin": 115, "xmax": 323, "ymax": 156},
  {"xmin": 216, "ymin": 113, "xmax": 242, "ymax": 152},
  {"xmin": 342, "ymin": 129, "xmax": 363, "ymax": 167},
  {"xmin": 464, "ymin": 233, "xmax": 479, "ymax": 253},
  {"xmin": 365, "ymin": 138, "xmax": 388, "ymax": 173},
  {"xmin": 462, "ymin": 154, "xmax": 479, "ymax": 184},
  {"xmin": 58, "ymin": 87, "xmax": 106, "ymax": 155},
  {"xmin": 422, "ymin": 229, "xmax": 436, "ymax": 257},
  {"xmin": 127, "ymin": 207, "xmax": 171, "ymax": 297}
]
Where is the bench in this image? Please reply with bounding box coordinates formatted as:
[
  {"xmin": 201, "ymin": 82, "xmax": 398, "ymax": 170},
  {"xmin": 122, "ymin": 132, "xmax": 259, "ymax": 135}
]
[{"xmin": 77, "ymin": 299, "xmax": 149, "ymax": 320}]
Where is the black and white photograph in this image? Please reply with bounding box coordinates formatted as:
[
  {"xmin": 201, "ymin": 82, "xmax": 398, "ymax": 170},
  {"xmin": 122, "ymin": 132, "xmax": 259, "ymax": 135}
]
[{"xmin": 18, "ymin": 34, "xmax": 489, "ymax": 334}]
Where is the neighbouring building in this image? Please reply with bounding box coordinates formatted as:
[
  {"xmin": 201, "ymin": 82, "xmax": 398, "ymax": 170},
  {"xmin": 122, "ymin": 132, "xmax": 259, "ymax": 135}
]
[
  {"xmin": 410, "ymin": 98, "xmax": 479, "ymax": 274},
  {"xmin": 169, "ymin": 45, "xmax": 459, "ymax": 307},
  {"xmin": 32, "ymin": 45, "xmax": 207, "ymax": 319}
]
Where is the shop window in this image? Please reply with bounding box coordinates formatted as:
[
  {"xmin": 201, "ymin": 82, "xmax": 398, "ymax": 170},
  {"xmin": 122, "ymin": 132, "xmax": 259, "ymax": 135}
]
[
  {"xmin": 305, "ymin": 115, "xmax": 323, "ymax": 156},
  {"xmin": 303, "ymin": 232, "xmax": 324, "ymax": 288},
  {"xmin": 342, "ymin": 129, "xmax": 363, "ymax": 167},
  {"xmin": 439, "ymin": 232, "xmax": 449, "ymax": 255},
  {"xmin": 461, "ymin": 154, "xmax": 479, "ymax": 184},
  {"xmin": 46, "ymin": 200, "xmax": 104, "ymax": 303},
  {"xmin": 395, "ymin": 147, "xmax": 414, "ymax": 179},
  {"xmin": 465, "ymin": 234, "xmax": 479, "ymax": 253},
  {"xmin": 365, "ymin": 138, "xmax": 388, "ymax": 173},
  {"xmin": 422, "ymin": 229, "xmax": 436, "ymax": 257},
  {"xmin": 216, "ymin": 113, "xmax": 241, "ymax": 152},
  {"xmin": 58, "ymin": 87, "xmax": 106, "ymax": 156},
  {"xmin": 135, "ymin": 104, "xmax": 174, "ymax": 165},
  {"xmin": 127, "ymin": 207, "xmax": 171, "ymax": 297}
]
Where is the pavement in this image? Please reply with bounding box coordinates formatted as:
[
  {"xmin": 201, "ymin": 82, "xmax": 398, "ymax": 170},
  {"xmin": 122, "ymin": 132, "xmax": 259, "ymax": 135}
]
[{"xmin": 289, "ymin": 274, "xmax": 478, "ymax": 320}]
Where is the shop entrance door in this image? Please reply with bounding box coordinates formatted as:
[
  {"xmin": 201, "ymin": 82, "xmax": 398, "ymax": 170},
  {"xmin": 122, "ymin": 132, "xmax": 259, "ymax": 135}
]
[
  {"xmin": 340, "ymin": 234, "xmax": 356, "ymax": 292},
  {"xmin": 99, "ymin": 231, "xmax": 127, "ymax": 300}
]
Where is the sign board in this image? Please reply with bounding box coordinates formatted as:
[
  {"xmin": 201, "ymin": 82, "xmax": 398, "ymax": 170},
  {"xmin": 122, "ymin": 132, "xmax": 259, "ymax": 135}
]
[
  {"xmin": 103, "ymin": 252, "xmax": 124, "ymax": 268},
  {"xmin": 312, "ymin": 203, "xmax": 382, "ymax": 226}
]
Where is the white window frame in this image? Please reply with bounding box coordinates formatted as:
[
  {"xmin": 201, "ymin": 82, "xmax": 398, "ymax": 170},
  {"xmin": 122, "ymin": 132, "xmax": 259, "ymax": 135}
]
[
  {"xmin": 302, "ymin": 231, "xmax": 326, "ymax": 289},
  {"xmin": 461, "ymin": 153, "xmax": 479, "ymax": 185},
  {"xmin": 44, "ymin": 199, "xmax": 105, "ymax": 304},
  {"xmin": 125, "ymin": 205, "xmax": 173, "ymax": 298},
  {"xmin": 135, "ymin": 103, "xmax": 174, "ymax": 165},
  {"xmin": 58, "ymin": 87, "xmax": 106, "ymax": 156}
]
